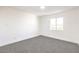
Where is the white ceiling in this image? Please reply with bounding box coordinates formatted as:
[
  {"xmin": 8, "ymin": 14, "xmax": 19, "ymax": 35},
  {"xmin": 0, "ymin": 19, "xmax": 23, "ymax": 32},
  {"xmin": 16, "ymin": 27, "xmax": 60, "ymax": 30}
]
[{"xmin": 13, "ymin": 6, "xmax": 78, "ymax": 16}]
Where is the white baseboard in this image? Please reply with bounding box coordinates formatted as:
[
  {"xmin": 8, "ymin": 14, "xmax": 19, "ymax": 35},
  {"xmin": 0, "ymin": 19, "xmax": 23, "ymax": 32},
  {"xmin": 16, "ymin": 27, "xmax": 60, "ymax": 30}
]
[
  {"xmin": 0, "ymin": 34, "xmax": 40, "ymax": 47},
  {"xmin": 1, "ymin": 34, "xmax": 79, "ymax": 47},
  {"xmin": 41, "ymin": 34, "xmax": 79, "ymax": 45}
]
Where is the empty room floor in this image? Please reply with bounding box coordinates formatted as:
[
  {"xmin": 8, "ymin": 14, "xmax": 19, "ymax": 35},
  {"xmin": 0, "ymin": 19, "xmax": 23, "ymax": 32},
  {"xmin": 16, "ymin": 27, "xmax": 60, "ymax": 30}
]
[{"xmin": 0, "ymin": 35, "xmax": 79, "ymax": 53}]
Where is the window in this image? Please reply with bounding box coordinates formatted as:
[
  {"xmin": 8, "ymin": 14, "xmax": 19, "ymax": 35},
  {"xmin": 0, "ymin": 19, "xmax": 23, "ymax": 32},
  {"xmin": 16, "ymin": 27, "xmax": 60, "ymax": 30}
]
[{"xmin": 50, "ymin": 17, "xmax": 63, "ymax": 31}]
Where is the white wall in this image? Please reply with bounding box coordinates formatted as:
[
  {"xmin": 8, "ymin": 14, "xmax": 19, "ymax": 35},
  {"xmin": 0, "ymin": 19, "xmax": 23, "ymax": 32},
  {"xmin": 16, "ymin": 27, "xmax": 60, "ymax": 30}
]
[
  {"xmin": 39, "ymin": 8, "xmax": 79, "ymax": 44},
  {"xmin": 0, "ymin": 7, "xmax": 39, "ymax": 46},
  {"xmin": 1, "ymin": 7, "xmax": 79, "ymax": 46}
]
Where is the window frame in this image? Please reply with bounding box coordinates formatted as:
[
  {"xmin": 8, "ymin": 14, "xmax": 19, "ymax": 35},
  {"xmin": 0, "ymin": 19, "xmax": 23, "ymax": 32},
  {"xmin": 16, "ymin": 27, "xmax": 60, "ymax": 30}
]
[{"xmin": 50, "ymin": 17, "xmax": 63, "ymax": 31}]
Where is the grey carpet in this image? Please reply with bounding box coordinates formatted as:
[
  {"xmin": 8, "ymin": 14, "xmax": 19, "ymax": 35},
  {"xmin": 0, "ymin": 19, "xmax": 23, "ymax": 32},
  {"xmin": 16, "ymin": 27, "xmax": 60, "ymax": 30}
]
[{"xmin": 0, "ymin": 35, "xmax": 79, "ymax": 53}]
